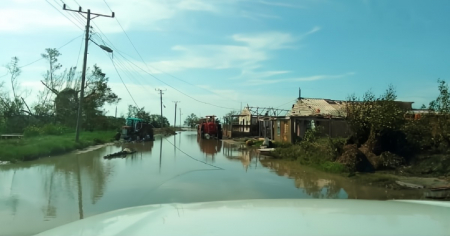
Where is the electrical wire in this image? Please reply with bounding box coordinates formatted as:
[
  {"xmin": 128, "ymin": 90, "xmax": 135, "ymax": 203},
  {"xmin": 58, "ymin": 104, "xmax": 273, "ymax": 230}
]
[
  {"xmin": 112, "ymin": 52, "xmax": 237, "ymax": 110},
  {"xmin": 72, "ymin": 0, "xmax": 81, "ymax": 7},
  {"xmin": 164, "ymin": 137, "xmax": 224, "ymax": 170},
  {"xmin": 109, "ymin": 52, "xmax": 226, "ymax": 171},
  {"xmin": 96, "ymin": 38, "xmax": 227, "ymax": 173},
  {"xmin": 101, "ymin": 0, "xmax": 243, "ymax": 104},
  {"xmin": 56, "ymin": 0, "xmax": 88, "ymax": 28},
  {"xmin": 74, "ymin": 32, "xmax": 84, "ymax": 68},
  {"xmin": 0, "ymin": 72, "xmax": 9, "ymax": 79},
  {"xmin": 45, "ymin": 0, "xmax": 84, "ymax": 31},
  {"xmin": 90, "ymin": 30, "xmax": 237, "ymax": 110},
  {"xmin": 108, "ymin": 55, "xmax": 139, "ymax": 108},
  {"xmin": 275, "ymin": 99, "xmax": 297, "ymax": 108},
  {"xmin": 18, "ymin": 34, "xmax": 83, "ymax": 69}
]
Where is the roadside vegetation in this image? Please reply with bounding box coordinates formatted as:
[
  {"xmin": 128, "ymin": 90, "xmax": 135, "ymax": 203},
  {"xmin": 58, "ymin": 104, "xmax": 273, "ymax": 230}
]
[
  {"xmin": 270, "ymin": 81, "xmax": 450, "ymax": 178},
  {"xmin": 0, "ymin": 124, "xmax": 115, "ymax": 162},
  {"xmin": 0, "ymin": 49, "xmax": 172, "ymax": 163}
]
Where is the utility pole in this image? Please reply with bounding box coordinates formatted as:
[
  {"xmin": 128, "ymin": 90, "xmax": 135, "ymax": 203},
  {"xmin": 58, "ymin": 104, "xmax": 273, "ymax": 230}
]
[
  {"xmin": 155, "ymin": 88, "xmax": 166, "ymax": 128},
  {"xmin": 179, "ymin": 108, "xmax": 182, "ymax": 128},
  {"xmin": 256, "ymin": 107, "xmax": 259, "ymax": 136},
  {"xmin": 173, "ymin": 101, "xmax": 180, "ymax": 128},
  {"xmin": 63, "ymin": 4, "xmax": 114, "ymax": 142}
]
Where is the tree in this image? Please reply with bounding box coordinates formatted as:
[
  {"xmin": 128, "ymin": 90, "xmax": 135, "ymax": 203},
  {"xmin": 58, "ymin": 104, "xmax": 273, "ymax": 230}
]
[
  {"xmin": 346, "ymin": 85, "xmax": 406, "ymax": 151},
  {"xmin": 127, "ymin": 105, "xmax": 150, "ymax": 121},
  {"xmin": 428, "ymin": 79, "xmax": 450, "ymax": 146},
  {"xmin": 38, "ymin": 48, "xmax": 120, "ymax": 129},
  {"xmin": 35, "ymin": 49, "xmax": 80, "ymax": 117},
  {"xmin": 6, "ymin": 57, "xmax": 21, "ymax": 98},
  {"xmin": 223, "ymin": 110, "xmax": 239, "ymax": 125},
  {"xmin": 148, "ymin": 114, "xmax": 169, "ymax": 128},
  {"xmin": 184, "ymin": 113, "xmax": 199, "ymax": 127},
  {"xmin": 0, "ymin": 57, "xmax": 32, "ymax": 132}
]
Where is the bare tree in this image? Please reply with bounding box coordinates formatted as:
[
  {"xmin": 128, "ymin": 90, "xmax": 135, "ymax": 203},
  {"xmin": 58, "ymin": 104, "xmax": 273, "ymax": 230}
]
[{"xmin": 5, "ymin": 57, "xmax": 21, "ymax": 98}]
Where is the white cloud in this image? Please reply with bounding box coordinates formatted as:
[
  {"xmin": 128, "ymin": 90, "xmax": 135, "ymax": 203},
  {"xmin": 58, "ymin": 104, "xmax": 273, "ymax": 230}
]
[
  {"xmin": 230, "ymin": 69, "xmax": 290, "ymax": 80},
  {"xmin": 176, "ymin": 0, "xmax": 217, "ymax": 12},
  {"xmin": 246, "ymin": 72, "xmax": 356, "ymax": 85},
  {"xmin": 258, "ymin": 1, "xmax": 305, "ymax": 9},
  {"xmin": 143, "ymin": 29, "xmax": 309, "ymax": 76},
  {"xmin": 232, "ymin": 32, "xmax": 296, "ymax": 49},
  {"xmin": 1, "ymin": 0, "xmax": 221, "ymax": 33}
]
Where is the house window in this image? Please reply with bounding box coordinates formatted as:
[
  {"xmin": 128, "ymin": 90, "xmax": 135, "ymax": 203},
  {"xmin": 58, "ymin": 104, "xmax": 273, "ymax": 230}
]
[{"xmin": 277, "ymin": 121, "xmax": 280, "ymax": 136}]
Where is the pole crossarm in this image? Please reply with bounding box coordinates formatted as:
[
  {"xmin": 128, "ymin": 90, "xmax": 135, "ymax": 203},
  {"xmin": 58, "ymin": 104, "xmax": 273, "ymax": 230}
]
[{"xmin": 63, "ymin": 4, "xmax": 115, "ymax": 18}]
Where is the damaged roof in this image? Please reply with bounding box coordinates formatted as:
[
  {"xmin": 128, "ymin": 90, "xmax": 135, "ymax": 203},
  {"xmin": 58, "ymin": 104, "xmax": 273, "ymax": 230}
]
[{"xmin": 288, "ymin": 98, "xmax": 347, "ymax": 117}]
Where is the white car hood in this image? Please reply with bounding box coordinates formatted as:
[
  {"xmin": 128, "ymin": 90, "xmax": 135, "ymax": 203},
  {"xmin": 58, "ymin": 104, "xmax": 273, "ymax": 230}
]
[{"xmin": 36, "ymin": 199, "xmax": 450, "ymax": 236}]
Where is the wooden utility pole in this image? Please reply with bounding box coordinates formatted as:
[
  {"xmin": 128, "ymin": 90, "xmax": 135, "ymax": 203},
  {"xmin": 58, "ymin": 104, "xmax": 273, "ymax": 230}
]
[
  {"xmin": 173, "ymin": 101, "xmax": 180, "ymax": 128},
  {"xmin": 63, "ymin": 4, "xmax": 114, "ymax": 142},
  {"xmin": 179, "ymin": 108, "xmax": 182, "ymax": 128},
  {"xmin": 156, "ymin": 89, "xmax": 166, "ymax": 128}
]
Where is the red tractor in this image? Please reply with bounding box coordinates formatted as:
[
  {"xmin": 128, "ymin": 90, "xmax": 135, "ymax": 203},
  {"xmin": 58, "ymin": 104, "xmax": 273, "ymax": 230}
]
[{"xmin": 197, "ymin": 115, "xmax": 223, "ymax": 140}]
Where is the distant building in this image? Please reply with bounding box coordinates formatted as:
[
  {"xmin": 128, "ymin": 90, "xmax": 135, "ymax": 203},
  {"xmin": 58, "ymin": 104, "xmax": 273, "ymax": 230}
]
[{"xmin": 272, "ymin": 97, "xmax": 414, "ymax": 143}]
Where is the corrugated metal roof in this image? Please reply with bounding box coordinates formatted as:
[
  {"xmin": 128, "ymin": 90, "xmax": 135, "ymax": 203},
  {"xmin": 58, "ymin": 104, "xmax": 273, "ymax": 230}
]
[{"xmin": 288, "ymin": 98, "xmax": 347, "ymax": 117}]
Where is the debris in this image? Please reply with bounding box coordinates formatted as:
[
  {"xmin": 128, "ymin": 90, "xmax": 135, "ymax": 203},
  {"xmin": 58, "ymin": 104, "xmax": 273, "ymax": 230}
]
[
  {"xmin": 424, "ymin": 186, "xmax": 450, "ymax": 199},
  {"xmin": 104, "ymin": 149, "xmax": 136, "ymax": 159},
  {"xmin": 395, "ymin": 181, "xmax": 424, "ymax": 189}
]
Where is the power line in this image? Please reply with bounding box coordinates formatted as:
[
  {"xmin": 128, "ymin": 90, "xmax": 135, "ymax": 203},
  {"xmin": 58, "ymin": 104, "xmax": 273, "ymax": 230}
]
[
  {"xmin": 45, "ymin": 0, "xmax": 84, "ymax": 30},
  {"xmin": 101, "ymin": 0, "xmax": 243, "ymax": 105},
  {"xmin": 91, "ymin": 36, "xmax": 236, "ymax": 110},
  {"xmin": 75, "ymin": 32, "xmax": 84, "ymax": 68},
  {"xmin": 103, "ymin": 0, "xmax": 242, "ymax": 104},
  {"xmin": 109, "ymin": 56, "xmax": 139, "ymax": 108},
  {"xmin": 164, "ymin": 137, "xmax": 224, "ymax": 170},
  {"xmin": 87, "ymin": 12, "xmax": 244, "ymax": 110},
  {"xmin": 275, "ymin": 99, "xmax": 297, "ymax": 108},
  {"xmin": 55, "ymin": 0, "xmax": 85, "ymax": 26},
  {"xmin": 105, "ymin": 54, "xmax": 226, "ymax": 170},
  {"xmin": 18, "ymin": 34, "xmax": 83, "ymax": 69},
  {"xmin": 114, "ymin": 55, "xmax": 237, "ymax": 110},
  {"xmin": 72, "ymin": 0, "xmax": 81, "ymax": 7},
  {"xmin": 0, "ymin": 72, "xmax": 8, "ymax": 79},
  {"xmin": 108, "ymin": 56, "xmax": 225, "ymax": 169}
]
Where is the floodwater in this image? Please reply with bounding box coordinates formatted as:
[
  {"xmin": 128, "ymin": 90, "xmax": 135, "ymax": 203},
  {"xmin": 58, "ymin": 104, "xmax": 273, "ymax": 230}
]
[{"xmin": 0, "ymin": 131, "xmax": 423, "ymax": 236}]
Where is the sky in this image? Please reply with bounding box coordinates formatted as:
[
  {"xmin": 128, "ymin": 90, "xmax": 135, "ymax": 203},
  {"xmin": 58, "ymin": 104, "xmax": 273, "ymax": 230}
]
[{"xmin": 1, "ymin": 0, "xmax": 450, "ymax": 124}]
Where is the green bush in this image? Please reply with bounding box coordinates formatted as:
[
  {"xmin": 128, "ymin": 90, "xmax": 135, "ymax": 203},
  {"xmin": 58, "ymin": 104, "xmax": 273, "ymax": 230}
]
[
  {"xmin": 24, "ymin": 126, "xmax": 41, "ymax": 137},
  {"xmin": 24, "ymin": 124, "xmax": 72, "ymax": 137},
  {"xmin": 272, "ymin": 137, "xmax": 348, "ymax": 173}
]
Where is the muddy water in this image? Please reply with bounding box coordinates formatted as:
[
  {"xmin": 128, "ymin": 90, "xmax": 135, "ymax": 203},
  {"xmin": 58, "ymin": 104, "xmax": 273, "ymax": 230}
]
[{"xmin": 0, "ymin": 131, "xmax": 424, "ymax": 236}]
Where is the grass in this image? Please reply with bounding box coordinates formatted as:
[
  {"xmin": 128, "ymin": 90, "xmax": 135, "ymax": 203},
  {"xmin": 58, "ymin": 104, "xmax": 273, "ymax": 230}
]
[
  {"xmin": 0, "ymin": 131, "xmax": 116, "ymax": 162},
  {"xmin": 350, "ymin": 173, "xmax": 399, "ymax": 188},
  {"xmin": 312, "ymin": 161, "xmax": 347, "ymax": 174},
  {"xmin": 271, "ymin": 138, "xmax": 347, "ymax": 174},
  {"xmin": 154, "ymin": 127, "xmax": 177, "ymax": 135}
]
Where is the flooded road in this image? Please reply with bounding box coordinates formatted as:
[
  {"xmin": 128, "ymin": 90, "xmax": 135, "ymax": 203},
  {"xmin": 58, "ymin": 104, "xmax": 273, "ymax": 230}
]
[{"xmin": 0, "ymin": 131, "xmax": 423, "ymax": 236}]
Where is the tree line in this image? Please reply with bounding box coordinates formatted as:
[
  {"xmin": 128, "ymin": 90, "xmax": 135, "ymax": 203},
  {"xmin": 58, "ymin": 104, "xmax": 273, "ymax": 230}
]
[
  {"xmin": 0, "ymin": 48, "xmax": 170, "ymax": 135},
  {"xmin": 284, "ymin": 80, "xmax": 450, "ymax": 174}
]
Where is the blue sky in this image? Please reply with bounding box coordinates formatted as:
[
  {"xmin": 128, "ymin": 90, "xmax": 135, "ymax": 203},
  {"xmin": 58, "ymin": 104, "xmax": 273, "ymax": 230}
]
[{"xmin": 1, "ymin": 0, "xmax": 450, "ymax": 123}]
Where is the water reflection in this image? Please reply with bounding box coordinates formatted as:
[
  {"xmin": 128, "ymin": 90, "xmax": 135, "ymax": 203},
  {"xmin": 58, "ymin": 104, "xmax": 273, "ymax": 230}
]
[
  {"xmin": 261, "ymin": 160, "xmax": 424, "ymax": 200},
  {"xmin": 0, "ymin": 142, "xmax": 155, "ymax": 235},
  {"xmin": 197, "ymin": 136, "xmax": 222, "ymax": 161},
  {"xmin": 222, "ymin": 142, "xmax": 260, "ymax": 171},
  {"xmin": 0, "ymin": 131, "xmax": 427, "ymax": 236}
]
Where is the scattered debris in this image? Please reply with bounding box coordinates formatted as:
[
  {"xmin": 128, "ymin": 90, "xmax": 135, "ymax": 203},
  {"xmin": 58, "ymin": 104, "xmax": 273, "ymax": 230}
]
[
  {"xmin": 395, "ymin": 181, "xmax": 424, "ymax": 189},
  {"xmin": 424, "ymin": 186, "xmax": 450, "ymax": 199},
  {"xmin": 104, "ymin": 148, "xmax": 136, "ymax": 159},
  {"xmin": 257, "ymin": 148, "xmax": 275, "ymax": 153}
]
